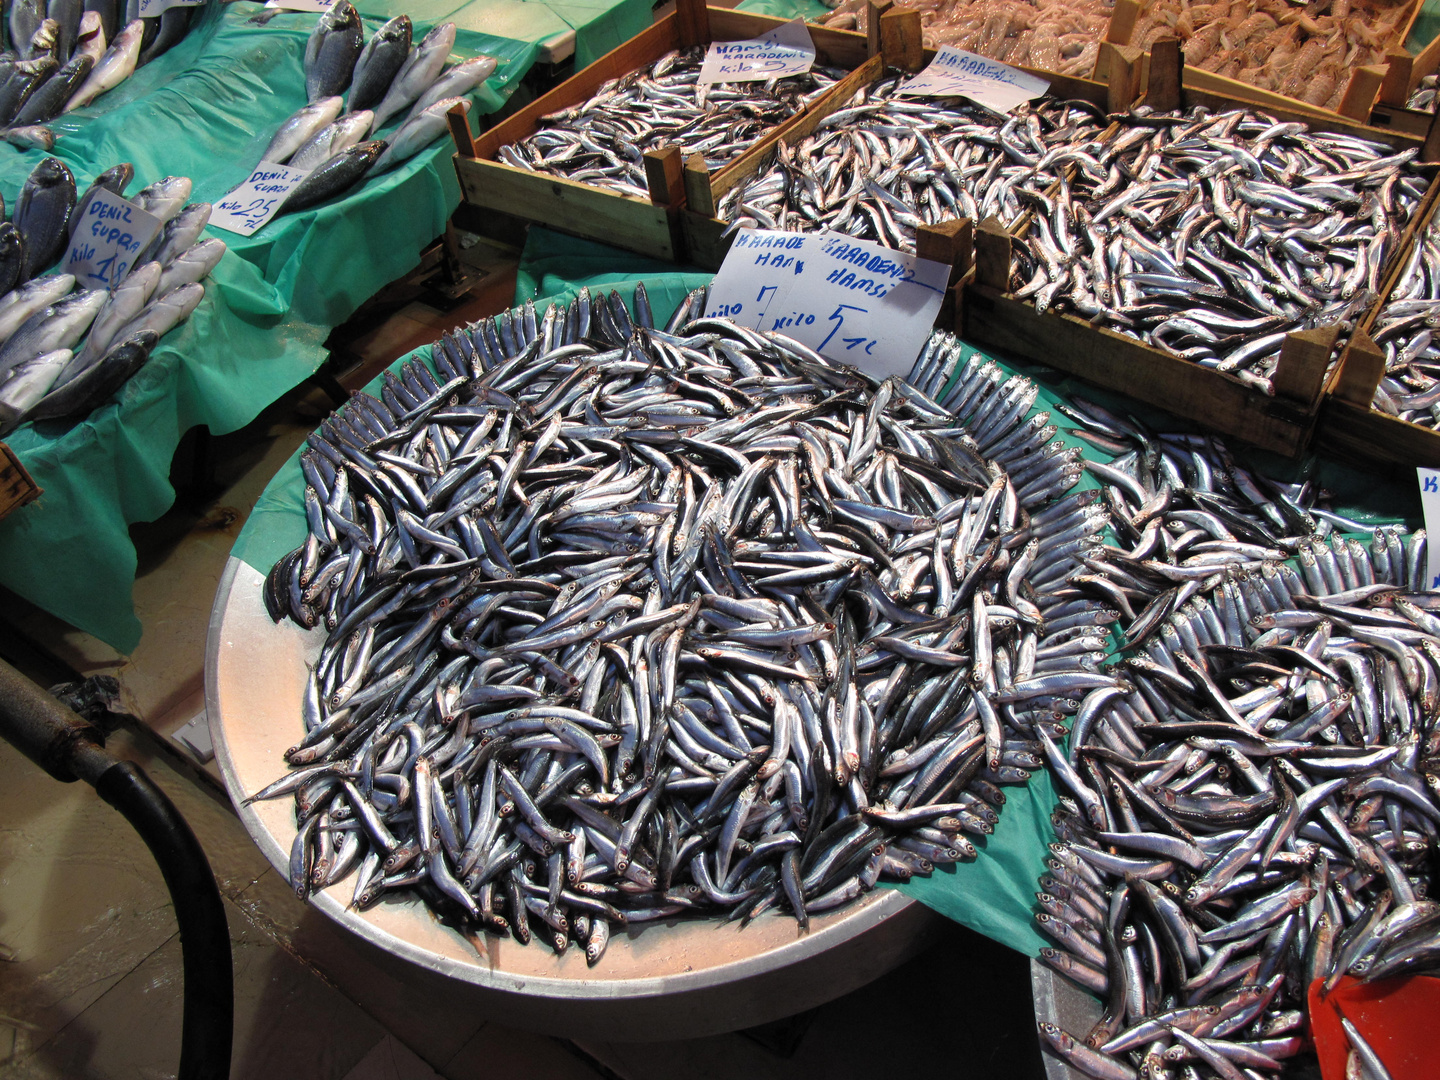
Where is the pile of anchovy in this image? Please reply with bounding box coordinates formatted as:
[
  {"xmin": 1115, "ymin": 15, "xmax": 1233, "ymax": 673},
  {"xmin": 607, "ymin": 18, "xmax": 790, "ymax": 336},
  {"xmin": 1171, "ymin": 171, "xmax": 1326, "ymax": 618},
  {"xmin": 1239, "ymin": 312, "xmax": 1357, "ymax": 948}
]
[
  {"xmin": 1366, "ymin": 210, "xmax": 1440, "ymax": 431},
  {"xmin": 1050, "ymin": 395, "xmax": 1394, "ymax": 652},
  {"xmin": 499, "ymin": 49, "xmax": 846, "ymax": 200},
  {"xmin": 1032, "ymin": 405, "xmax": 1440, "ymax": 1080},
  {"xmin": 254, "ymin": 285, "xmax": 1113, "ymax": 962},
  {"xmin": 717, "ymin": 78, "xmax": 1108, "ymax": 253},
  {"xmin": 1005, "ymin": 104, "xmax": 1432, "ymax": 395}
]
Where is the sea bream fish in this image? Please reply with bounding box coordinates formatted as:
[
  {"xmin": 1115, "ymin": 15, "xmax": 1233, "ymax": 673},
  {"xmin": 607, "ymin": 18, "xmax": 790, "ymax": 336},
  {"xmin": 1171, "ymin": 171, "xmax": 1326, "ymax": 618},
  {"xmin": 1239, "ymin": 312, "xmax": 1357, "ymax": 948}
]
[
  {"xmin": 304, "ymin": 0, "xmax": 363, "ymax": 102},
  {"xmin": 261, "ymin": 96, "xmax": 344, "ymax": 165},
  {"xmin": 368, "ymin": 20, "xmax": 455, "ymax": 130},
  {"xmin": 347, "ymin": 13, "xmax": 410, "ymax": 114}
]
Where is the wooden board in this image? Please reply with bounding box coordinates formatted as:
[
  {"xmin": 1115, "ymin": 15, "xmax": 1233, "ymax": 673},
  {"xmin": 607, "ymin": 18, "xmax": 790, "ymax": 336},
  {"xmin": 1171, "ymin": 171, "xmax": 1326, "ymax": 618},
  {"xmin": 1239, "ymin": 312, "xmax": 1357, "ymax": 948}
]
[
  {"xmin": 454, "ymin": 158, "xmax": 677, "ymax": 261},
  {"xmin": 962, "ymin": 285, "xmax": 1318, "ymax": 457},
  {"xmin": 0, "ymin": 442, "xmax": 39, "ymax": 521},
  {"xmin": 1316, "ymin": 397, "xmax": 1440, "ymax": 470}
]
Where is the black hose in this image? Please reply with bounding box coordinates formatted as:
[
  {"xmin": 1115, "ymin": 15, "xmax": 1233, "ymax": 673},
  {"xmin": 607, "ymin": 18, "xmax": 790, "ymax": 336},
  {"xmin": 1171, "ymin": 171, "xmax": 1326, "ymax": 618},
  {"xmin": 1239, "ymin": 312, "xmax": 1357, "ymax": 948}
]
[
  {"xmin": 95, "ymin": 761, "xmax": 234, "ymax": 1080},
  {"xmin": 0, "ymin": 658, "xmax": 233, "ymax": 1080}
]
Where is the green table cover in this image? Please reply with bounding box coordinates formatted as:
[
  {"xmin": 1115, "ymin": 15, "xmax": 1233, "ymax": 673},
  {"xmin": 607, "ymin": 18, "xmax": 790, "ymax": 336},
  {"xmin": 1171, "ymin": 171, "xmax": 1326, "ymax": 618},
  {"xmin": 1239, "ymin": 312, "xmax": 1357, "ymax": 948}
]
[
  {"xmin": 735, "ymin": 0, "xmax": 831, "ymax": 22},
  {"xmin": 0, "ymin": 0, "xmax": 646, "ymax": 654}
]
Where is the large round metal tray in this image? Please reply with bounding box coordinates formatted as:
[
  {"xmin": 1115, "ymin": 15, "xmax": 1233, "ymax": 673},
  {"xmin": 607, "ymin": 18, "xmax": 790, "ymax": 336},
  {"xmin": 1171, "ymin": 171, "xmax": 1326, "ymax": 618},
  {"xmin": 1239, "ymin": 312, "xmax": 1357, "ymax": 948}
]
[{"xmin": 207, "ymin": 555, "xmax": 941, "ymax": 1039}]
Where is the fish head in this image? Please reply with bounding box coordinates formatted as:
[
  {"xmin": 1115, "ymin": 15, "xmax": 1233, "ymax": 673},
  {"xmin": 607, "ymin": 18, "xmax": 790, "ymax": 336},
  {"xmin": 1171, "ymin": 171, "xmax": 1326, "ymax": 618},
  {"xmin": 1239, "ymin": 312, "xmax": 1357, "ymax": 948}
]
[
  {"xmin": 419, "ymin": 21, "xmax": 457, "ymax": 52},
  {"xmin": 377, "ymin": 14, "xmax": 412, "ymax": 43},
  {"xmin": 103, "ymin": 328, "xmax": 159, "ymax": 362},
  {"xmin": 95, "ymin": 162, "xmax": 135, "ymax": 196},
  {"xmin": 319, "ymin": 1, "xmax": 360, "ymax": 31}
]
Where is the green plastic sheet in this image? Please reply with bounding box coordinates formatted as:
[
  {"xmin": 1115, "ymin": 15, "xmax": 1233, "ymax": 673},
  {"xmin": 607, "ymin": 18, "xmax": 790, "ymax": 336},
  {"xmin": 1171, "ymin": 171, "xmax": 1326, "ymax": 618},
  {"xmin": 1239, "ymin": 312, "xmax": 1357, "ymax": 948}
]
[
  {"xmin": 0, "ymin": 0, "xmax": 645, "ymax": 653},
  {"xmin": 735, "ymin": 0, "xmax": 832, "ymax": 22},
  {"xmin": 1409, "ymin": 0, "xmax": 1440, "ymax": 56}
]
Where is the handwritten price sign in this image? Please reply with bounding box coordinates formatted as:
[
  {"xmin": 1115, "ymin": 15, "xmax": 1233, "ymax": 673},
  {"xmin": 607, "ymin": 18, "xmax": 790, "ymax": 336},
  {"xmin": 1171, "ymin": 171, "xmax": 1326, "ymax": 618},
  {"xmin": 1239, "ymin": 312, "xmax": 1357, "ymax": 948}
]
[
  {"xmin": 899, "ymin": 48, "xmax": 1050, "ymax": 113},
  {"xmin": 63, "ymin": 189, "xmax": 161, "ymax": 290},
  {"xmin": 705, "ymin": 229, "xmax": 823, "ymax": 330},
  {"xmin": 210, "ymin": 164, "xmax": 310, "ymax": 236},
  {"xmin": 708, "ymin": 229, "xmax": 949, "ymax": 379},
  {"xmin": 698, "ymin": 19, "xmax": 816, "ymax": 85}
]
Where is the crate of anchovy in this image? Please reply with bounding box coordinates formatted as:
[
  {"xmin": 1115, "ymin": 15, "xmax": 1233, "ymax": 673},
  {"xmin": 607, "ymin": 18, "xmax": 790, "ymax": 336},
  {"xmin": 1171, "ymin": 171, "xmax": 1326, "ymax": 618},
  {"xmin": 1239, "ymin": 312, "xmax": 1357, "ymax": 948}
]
[
  {"xmin": 1097, "ymin": 0, "xmax": 1423, "ymax": 122},
  {"xmin": 677, "ymin": 54, "xmax": 1112, "ymax": 270},
  {"xmin": 1317, "ymin": 173, "xmax": 1440, "ymax": 467},
  {"xmin": 958, "ymin": 49, "xmax": 1439, "ymax": 458},
  {"xmin": 451, "ymin": 3, "xmax": 901, "ymax": 263}
]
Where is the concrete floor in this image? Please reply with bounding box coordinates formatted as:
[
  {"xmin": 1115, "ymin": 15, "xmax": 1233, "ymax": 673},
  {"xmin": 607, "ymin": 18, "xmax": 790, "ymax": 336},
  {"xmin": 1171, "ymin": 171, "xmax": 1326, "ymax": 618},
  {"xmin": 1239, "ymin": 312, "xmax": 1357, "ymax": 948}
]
[{"xmin": 0, "ymin": 273, "xmax": 1045, "ymax": 1080}]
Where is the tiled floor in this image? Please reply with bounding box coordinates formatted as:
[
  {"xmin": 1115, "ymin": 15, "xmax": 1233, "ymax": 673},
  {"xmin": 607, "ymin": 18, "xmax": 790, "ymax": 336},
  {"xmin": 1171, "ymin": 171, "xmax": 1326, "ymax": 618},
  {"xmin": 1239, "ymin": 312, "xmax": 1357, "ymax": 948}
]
[{"xmin": 0, "ymin": 260, "xmax": 1044, "ymax": 1080}]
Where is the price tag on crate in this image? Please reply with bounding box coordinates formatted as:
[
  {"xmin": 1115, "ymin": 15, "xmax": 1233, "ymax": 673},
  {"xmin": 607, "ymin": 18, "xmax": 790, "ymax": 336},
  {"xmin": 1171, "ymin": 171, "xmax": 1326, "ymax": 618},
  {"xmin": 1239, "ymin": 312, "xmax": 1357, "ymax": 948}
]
[
  {"xmin": 1418, "ymin": 468, "xmax": 1440, "ymax": 589},
  {"xmin": 264, "ymin": 0, "xmax": 338, "ymax": 11},
  {"xmin": 63, "ymin": 188, "xmax": 162, "ymax": 291},
  {"xmin": 704, "ymin": 228, "xmax": 827, "ymax": 330},
  {"xmin": 210, "ymin": 164, "xmax": 310, "ymax": 236},
  {"xmin": 137, "ymin": 0, "xmax": 203, "ymax": 17},
  {"xmin": 898, "ymin": 47, "xmax": 1049, "ymax": 113},
  {"xmin": 708, "ymin": 229, "xmax": 949, "ymax": 380},
  {"xmin": 698, "ymin": 19, "xmax": 816, "ymax": 85}
]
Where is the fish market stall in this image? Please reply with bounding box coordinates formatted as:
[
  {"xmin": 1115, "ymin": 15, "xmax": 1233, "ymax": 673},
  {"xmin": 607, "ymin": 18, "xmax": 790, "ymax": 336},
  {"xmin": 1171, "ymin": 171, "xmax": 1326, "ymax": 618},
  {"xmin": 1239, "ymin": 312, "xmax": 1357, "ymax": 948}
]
[
  {"xmin": 0, "ymin": 0, "xmax": 652, "ymax": 653},
  {"xmin": 208, "ymin": 221, "xmax": 1440, "ymax": 1079}
]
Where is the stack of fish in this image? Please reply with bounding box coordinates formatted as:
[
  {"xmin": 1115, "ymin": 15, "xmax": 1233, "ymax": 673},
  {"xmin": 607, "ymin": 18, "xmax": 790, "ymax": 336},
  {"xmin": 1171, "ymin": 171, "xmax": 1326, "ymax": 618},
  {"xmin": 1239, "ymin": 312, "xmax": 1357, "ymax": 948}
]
[
  {"xmin": 1024, "ymin": 406, "xmax": 1440, "ymax": 1080},
  {"xmin": 499, "ymin": 49, "xmax": 846, "ymax": 200},
  {"xmin": 717, "ymin": 81, "xmax": 1108, "ymax": 252},
  {"xmin": 1002, "ymin": 104, "xmax": 1431, "ymax": 395},
  {"xmin": 0, "ymin": 157, "xmax": 224, "ymax": 433},
  {"xmin": 258, "ymin": 6, "xmax": 497, "ymax": 216},
  {"xmin": 1366, "ymin": 210, "xmax": 1440, "ymax": 430},
  {"xmin": 819, "ymin": 0, "xmax": 1111, "ymax": 76},
  {"xmin": 0, "ymin": 0, "xmax": 207, "ymax": 141},
  {"xmin": 250, "ymin": 284, "xmax": 1115, "ymax": 961}
]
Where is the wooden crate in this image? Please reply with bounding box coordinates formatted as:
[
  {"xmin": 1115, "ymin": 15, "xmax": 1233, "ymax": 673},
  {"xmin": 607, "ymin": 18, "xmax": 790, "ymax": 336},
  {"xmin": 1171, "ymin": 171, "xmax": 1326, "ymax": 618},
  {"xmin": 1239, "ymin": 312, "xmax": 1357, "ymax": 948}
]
[
  {"xmin": 0, "ymin": 442, "xmax": 39, "ymax": 521},
  {"xmin": 1315, "ymin": 168, "xmax": 1440, "ymax": 468},
  {"xmin": 954, "ymin": 48, "xmax": 1439, "ymax": 459},
  {"xmin": 452, "ymin": 3, "xmax": 895, "ymax": 264},
  {"xmin": 680, "ymin": 39, "xmax": 1114, "ymax": 268},
  {"xmin": 1096, "ymin": 0, "xmax": 1423, "ymax": 123}
]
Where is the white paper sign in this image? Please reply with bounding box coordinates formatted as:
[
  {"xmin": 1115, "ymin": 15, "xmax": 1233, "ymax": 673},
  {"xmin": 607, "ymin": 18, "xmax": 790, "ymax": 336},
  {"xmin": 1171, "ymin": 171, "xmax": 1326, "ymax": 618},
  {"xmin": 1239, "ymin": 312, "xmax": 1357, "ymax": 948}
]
[
  {"xmin": 64, "ymin": 189, "xmax": 162, "ymax": 290},
  {"xmin": 137, "ymin": 0, "xmax": 202, "ymax": 16},
  {"xmin": 708, "ymin": 229, "xmax": 949, "ymax": 379},
  {"xmin": 210, "ymin": 164, "xmax": 311, "ymax": 236},
  {"xmin": 264, "ymin": 0, "xmax": 337, "ymax": 11},
  {"xmin": 704, "ymin": 228, "xmax": 827, "ymax": 330},
  {"xmin": 699, "ymin": 19, "xmax": 816, "ymax": 85},
  {"xmin": 898, "ymin": 47, "xmax": 1050, "ymax": 113},
  {"xmin": 1419, "ymin": 468, "xmax": 1440, "ymax": 590}
]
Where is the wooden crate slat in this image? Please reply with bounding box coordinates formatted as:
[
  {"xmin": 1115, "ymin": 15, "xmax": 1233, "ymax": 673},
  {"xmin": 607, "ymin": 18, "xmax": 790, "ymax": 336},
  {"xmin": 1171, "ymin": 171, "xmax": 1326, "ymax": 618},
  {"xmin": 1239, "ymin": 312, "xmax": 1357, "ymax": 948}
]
[
  {"xmin": 455, "ymin": 158, "xmax": 677, "ymax": 261},
  {"xmin": 962, "ymin": 286, "xmax": 1315, "ymax": 457}
]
